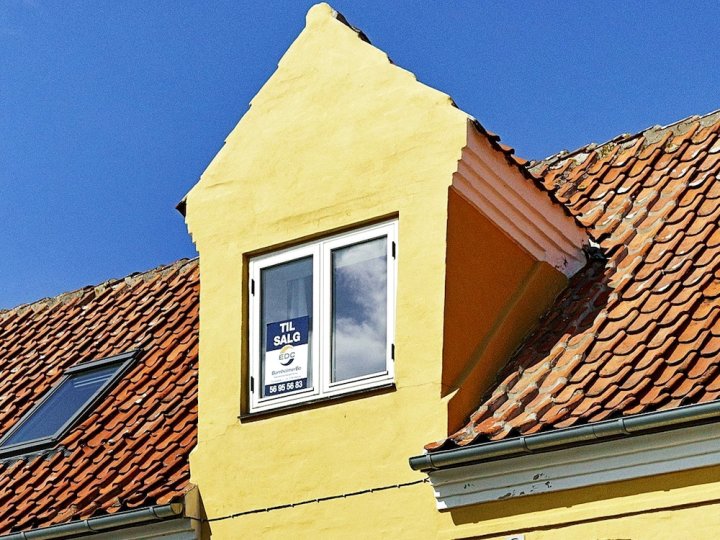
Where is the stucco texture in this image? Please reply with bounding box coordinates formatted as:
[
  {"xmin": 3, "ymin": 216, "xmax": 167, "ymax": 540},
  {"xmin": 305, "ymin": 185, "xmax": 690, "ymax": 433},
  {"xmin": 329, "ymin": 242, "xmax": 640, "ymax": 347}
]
[{"xmin": 185, "ymin": 3, "xmax": 467, "ymax": 537}]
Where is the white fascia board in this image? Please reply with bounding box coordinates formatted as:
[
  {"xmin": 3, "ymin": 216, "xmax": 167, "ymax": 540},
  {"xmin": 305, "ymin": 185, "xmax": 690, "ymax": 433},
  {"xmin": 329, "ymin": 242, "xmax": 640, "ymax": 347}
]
[
  {"xmin": 453, "ymin": 122, "xmax": 588, "ymax": 277},
  {"xmin": 88, "ymin": 518, "xmax": 197, "ymax": 540},
  {"xmin": 429, "ymin": 421, "xmax": 720, "ymax": 510}
]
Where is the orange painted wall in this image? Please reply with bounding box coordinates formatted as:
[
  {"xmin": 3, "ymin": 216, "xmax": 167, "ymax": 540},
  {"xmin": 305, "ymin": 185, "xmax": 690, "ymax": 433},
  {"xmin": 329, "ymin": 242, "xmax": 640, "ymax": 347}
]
[{"xmin": 442, "ymin": 187, "xmax": 568, "ymax": 431}]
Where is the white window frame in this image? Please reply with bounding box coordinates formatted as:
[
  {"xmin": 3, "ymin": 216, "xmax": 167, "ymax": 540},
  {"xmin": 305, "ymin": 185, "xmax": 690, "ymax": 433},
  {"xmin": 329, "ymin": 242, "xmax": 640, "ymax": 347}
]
[{"xmin": 248, "ymin": 220, "xmax": 397, "ymax": 413}]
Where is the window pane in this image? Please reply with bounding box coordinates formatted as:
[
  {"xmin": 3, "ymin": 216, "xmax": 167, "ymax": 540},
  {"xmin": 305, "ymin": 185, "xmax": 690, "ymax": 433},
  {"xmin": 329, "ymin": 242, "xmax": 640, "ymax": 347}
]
[
  {"xmin": 331, "ymin": 237, "xmax": 387, "ymax": 382},
  {"xmin": 260, "ymin": 256, "xmax": 313, "ymax": 398},
  {"xmin": 3, "ymin": 364, "xmax": 120, "ymax": 448}
]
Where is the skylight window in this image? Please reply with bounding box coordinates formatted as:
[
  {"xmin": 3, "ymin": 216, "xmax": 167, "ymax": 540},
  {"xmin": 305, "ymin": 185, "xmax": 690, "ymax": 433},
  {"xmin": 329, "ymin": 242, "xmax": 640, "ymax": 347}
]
[{"xmin": 0, "ymin": 350, "xmax": 139, "ymax": 457}]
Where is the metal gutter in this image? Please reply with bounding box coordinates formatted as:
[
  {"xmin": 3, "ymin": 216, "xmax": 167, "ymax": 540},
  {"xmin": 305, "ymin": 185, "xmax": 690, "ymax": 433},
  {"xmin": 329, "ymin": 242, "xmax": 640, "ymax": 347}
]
[
  {"xmin": 0, "ymin": 503, "xmax": 184, "ymax": 540},
  {"xmin": 409, "ymin": 399, "xmax": 720, "ymax": 472}
]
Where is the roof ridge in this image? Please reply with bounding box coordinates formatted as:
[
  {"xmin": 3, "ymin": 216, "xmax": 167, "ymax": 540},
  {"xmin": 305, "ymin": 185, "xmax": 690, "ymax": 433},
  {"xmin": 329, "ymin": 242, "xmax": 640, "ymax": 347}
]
[
  {"xmin": 530, "ymin": 107, "xmax": 720, "ymax": 171},
  {"xmin": 0, "ymin": 257, "xmax": 198, "ymax": 317}
]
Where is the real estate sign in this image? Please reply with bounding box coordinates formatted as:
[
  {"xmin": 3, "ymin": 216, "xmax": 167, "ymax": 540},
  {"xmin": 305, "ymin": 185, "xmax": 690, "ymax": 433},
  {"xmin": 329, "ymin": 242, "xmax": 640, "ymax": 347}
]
[{"xmin": 264, "ymin": 316, "xmax": 309, "ymax": 396}]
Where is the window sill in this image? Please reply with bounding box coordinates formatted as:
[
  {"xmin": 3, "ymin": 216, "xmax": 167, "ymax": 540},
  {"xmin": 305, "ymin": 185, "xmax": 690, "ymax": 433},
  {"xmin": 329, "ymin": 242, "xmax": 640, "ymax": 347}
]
[{"xmin": 240, "ymin": 382, "xmax": 396, "ymax": 422}]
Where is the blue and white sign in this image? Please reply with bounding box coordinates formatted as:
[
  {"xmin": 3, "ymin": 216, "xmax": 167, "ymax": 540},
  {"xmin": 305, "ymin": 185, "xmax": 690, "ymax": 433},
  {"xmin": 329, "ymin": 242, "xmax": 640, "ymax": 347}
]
[{"xmin": 264, "ymin": 316, "xmax": 309, "ymax": 396}]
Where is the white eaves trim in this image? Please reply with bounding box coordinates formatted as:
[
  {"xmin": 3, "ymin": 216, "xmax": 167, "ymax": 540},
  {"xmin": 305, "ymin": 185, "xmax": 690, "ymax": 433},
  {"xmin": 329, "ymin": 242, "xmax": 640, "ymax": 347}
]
[
  {"xmin": 89, "ymin": 518, "xmax": 197, "ymax": 540},
  {"xmin": 453, "ymin": 122, "xmax": 588, "ymax": 277},
  {"xmin": 429, "ymin": 421, "xmax": 720, "ymax": 510}
]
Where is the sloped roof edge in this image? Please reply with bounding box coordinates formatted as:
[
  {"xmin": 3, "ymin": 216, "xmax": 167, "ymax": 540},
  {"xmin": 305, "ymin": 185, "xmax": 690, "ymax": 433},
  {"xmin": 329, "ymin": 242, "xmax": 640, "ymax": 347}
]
[
  {"xmin": 411, "ymin": 398, "xmax": 720, "ymax": 472},
  {"xmin": 0, "ymin": 257, "xmax": 198, "ymax": 317},
  {"xmin": 329, "ymin": 3, "xmax": 588, "ymax": 235},
  {"xmin": 468, "ymin": 118, "xmax": 585, "ymax": 230},
  {"xmin": 530, "ymin": 108, "xmax": 720, "ymax": 173}
]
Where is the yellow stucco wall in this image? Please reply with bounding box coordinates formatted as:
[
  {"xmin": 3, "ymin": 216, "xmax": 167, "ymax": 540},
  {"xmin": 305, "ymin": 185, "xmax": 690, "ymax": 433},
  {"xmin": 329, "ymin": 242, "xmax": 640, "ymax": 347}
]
[
  {"xmin": 182, "ymin": 3, "xmax": 605, "ymax": 538},
  {"xmin": 185, "ymin": 4, "xmax": 466, "ymax": 536}
]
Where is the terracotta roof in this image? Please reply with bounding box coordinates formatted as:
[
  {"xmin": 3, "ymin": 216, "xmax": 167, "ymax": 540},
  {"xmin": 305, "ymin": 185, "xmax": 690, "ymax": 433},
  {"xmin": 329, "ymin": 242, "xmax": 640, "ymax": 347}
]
[
  {"xmin": 431, "ymin": 109, "xmax": 720, "ymax": 451},
  {"xmin": 0, "ymin": 258, "xmax": 198, "ymax": 533}
]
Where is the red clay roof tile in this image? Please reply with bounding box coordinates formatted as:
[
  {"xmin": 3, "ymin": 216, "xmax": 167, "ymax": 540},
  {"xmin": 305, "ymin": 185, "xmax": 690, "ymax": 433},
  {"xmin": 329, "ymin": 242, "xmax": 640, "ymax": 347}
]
[
  {"xmin": 0, "ymin": 258, "xmax": 198, "ymax": 533},
  {"xmin": 432, "ymin": 109, "xmax": 720, "ymax": 451}
]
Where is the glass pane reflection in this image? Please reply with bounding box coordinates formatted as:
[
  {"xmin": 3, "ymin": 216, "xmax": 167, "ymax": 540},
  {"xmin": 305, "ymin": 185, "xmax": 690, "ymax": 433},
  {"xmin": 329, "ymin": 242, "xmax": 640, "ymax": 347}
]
[
  {"xmin": 3, "ymin": 364, "xmax": 119, "ymax": 447},
  {"xmin": 331, "ymin": 237, "xmax": 387, "ymax": 382}
]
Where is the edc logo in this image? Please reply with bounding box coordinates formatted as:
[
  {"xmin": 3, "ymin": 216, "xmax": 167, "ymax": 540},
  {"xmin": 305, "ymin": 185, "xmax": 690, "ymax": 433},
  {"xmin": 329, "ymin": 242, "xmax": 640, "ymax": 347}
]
[{"xmin": 278, "ymin": 345, "xmax": 296, "ymax": 366}]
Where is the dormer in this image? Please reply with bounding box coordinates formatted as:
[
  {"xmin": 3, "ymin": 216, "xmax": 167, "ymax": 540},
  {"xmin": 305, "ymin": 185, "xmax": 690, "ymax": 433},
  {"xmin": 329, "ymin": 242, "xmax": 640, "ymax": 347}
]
[
  {"xmin": 443, "ymin": 121, "xmax": 587, "ymax": 429},
  {"xmin": 181, "ymin": 4, "xmax": 587, "ymax": 531}
]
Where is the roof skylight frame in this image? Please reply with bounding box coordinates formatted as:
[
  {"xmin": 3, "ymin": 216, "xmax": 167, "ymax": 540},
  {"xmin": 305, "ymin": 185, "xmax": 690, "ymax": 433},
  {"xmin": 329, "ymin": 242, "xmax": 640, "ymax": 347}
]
[{"xmin": 0, "ymin": 350, "xmax": 140, "ymax": 458}]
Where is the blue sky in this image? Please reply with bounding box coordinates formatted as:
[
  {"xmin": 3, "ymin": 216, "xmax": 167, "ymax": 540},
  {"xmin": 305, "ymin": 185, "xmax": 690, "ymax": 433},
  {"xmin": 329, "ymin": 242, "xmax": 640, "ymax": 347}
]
[{"xmin": 2, "ymin": 1, "xmax": 719, "ymax": 309}]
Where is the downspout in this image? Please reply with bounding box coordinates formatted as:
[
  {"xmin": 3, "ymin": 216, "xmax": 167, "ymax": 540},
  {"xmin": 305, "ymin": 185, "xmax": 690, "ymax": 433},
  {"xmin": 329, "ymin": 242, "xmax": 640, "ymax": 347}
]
[
  {"xmin": 0, "ymin": 503, "xmax": 184, "ymax": 540},
  {"xmin": 409, "ymin": 399, "xmax": 720, "ymax": 472}
]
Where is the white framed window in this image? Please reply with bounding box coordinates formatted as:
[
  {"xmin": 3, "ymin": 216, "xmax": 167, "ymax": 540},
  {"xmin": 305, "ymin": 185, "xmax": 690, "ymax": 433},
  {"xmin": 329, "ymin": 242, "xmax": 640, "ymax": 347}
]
[{"xmin": 248, "ymin": 220, "xmax": 397, "ymax": 413}]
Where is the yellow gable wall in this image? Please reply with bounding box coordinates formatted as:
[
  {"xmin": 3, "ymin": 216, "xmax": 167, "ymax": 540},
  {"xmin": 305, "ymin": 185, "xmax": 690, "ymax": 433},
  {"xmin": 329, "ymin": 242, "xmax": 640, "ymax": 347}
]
[
  {"xmin": 183, "ymin": 4, "xmax": 720, "ymax": 538},
  {"xmin": 185, "ymin": 3, "xmax": 469, "ymax": 536}
]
